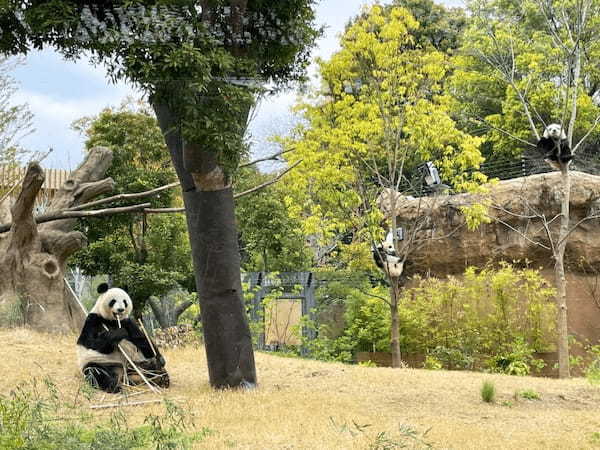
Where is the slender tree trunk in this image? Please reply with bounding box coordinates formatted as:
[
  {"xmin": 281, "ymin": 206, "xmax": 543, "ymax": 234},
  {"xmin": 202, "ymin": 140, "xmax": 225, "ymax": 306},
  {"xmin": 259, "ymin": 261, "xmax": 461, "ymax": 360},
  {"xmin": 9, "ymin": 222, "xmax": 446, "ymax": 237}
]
[
  {"xmin": 152, "ymin": 99, "xmax": 256, "ymax": 389},
  {"xmin": 555, "ymin": 165, "xmax": 571, "ymax": 378},
  {"xmin": 390, "ymin": 280, "xmax": 402, "ymax": 368}
]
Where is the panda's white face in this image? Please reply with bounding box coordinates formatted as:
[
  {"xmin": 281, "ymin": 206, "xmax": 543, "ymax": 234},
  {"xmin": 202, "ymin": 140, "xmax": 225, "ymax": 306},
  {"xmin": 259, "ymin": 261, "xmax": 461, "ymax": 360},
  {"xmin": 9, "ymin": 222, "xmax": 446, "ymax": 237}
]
[
  {"xmin": 92, "ymin": 287, "xmax": 133, "ymax": 321},
  {"xmin": 544, "ymin": 123, "xmax": 566, "ymax": 140}
]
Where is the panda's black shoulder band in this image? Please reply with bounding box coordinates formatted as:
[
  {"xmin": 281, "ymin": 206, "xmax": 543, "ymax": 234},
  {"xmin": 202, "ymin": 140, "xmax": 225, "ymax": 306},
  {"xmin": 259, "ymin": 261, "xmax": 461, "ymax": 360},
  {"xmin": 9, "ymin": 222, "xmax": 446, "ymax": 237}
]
[{"xmin": 97, "ymin": 283, "xmax": 109, "ymax": 294}]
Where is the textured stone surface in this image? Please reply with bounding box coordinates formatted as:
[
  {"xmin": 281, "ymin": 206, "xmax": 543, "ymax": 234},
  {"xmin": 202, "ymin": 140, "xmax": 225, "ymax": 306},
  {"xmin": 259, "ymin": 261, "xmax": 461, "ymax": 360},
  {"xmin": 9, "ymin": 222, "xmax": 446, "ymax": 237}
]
[{"xmin": 379, "ymin": 171, "xmax": 600, "ymax": 276}]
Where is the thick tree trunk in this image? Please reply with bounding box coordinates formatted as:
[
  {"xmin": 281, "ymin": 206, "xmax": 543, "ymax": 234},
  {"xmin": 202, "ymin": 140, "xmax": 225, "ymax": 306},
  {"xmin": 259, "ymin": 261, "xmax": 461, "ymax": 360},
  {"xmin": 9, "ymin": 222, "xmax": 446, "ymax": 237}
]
[
  {"xmin": 0, "ymin": 147, "xmax": 114, "ymax": 333},
  {"xmin": 153, "ymin": 100, "xmax": 257, "ymax": 389},
  {"xmin": 389, "ymin": 281, "xmax": 402, "ymax": 368},
  {"xmin": 555, "ymin": 165, "xmax": 571, "ymax": 378}
]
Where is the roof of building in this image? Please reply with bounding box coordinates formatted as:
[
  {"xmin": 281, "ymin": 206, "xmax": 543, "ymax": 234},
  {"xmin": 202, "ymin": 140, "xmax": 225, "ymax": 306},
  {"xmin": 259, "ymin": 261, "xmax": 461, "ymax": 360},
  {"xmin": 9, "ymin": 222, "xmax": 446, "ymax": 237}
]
[{"xmin": 0, "ymin": 166, "xmax": 70, "ymax": 192}]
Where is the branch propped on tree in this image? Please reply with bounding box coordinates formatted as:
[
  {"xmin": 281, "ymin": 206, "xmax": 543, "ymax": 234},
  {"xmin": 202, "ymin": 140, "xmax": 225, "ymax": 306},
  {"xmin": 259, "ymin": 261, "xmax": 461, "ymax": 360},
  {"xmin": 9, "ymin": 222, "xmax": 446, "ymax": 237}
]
[
  {"xmin": 239, "ymin": 148, "xmax": 293, "ymax": 168},
  {"xmin": 0, "ymin": 203, "xmax": 151, "ymax": 233}
]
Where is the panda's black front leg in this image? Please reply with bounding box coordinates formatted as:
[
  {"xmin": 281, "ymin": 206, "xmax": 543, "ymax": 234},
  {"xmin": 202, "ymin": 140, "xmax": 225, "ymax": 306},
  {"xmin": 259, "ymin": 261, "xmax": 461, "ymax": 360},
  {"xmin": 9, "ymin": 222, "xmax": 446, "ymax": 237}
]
[
  {"xmin": 83, "ymin": 363, "xmax": 123, "ymax": 393},
  {"xmin": 560, "ymin": 140, "xmax": 573, "ymax": 162}
]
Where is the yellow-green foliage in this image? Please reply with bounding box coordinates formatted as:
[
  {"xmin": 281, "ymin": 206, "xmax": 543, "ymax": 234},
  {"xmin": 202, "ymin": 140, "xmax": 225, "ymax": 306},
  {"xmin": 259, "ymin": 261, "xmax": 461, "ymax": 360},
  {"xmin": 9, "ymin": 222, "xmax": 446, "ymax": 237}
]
[{"xmin": 281, "ymin": 4, "xmax": 486, "ymax": 246}]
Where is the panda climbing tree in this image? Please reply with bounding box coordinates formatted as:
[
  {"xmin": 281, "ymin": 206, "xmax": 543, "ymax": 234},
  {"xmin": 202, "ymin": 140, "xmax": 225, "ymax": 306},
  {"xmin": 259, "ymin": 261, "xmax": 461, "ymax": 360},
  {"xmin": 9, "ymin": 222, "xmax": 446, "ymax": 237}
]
[
  {"xmin": 372, "ymin": 228, "xmax": 404, "ymax": 279},
  {"xmin": 536, "ymin": 124, "xmax": 573, "ymax": 166}
]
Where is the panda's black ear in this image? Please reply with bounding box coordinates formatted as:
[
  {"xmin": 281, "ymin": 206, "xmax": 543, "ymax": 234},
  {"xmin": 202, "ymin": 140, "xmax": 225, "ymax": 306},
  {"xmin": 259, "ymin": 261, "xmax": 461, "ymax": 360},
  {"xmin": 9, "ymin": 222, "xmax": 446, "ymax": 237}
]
[
  {"xmin": 122, "ymin": 285, "xmax": 129, "ymax": 293},
  {"xmin": 97, "ymin": 283, "xmax": 109, "ymax": 294}
]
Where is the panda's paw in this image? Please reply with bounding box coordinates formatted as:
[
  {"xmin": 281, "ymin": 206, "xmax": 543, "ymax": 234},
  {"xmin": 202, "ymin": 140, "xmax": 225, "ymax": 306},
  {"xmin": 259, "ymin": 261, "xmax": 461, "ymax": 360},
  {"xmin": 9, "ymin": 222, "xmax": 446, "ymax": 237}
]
[{"xmin": 108, "ymin": 328, "xmax": 129, "ymax": 342}]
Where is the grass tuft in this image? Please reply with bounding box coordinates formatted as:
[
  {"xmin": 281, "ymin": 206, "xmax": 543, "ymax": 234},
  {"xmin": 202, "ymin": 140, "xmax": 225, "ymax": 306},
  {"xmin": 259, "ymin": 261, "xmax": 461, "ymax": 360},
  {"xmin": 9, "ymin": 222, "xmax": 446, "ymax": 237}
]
[
  {"xmin": 519, "ymin": 389, "xmax": 541, "ymax": 400},
  {"xmin": 481, "ymin": 380, "xmax": 496, "ymax": 403}
]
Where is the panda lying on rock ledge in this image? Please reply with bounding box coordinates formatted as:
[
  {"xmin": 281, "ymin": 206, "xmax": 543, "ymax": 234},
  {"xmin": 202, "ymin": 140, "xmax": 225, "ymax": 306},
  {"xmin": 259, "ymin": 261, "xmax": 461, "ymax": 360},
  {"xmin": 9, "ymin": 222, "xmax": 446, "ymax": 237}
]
[{"xmin": 77, "ymin": 283, "xmax": 169, "ymax": 393}]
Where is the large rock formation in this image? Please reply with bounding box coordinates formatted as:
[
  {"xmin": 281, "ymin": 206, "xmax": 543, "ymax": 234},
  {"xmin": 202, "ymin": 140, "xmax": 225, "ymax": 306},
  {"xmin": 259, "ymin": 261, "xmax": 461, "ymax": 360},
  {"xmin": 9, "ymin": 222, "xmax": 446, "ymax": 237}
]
[
  {"xmin": 379, "ymin": 171, "xmax": 600, "ymax": 276},
  {"xmin": 379, "ymin": 170, "xmax": 600, "ymax": 351}
]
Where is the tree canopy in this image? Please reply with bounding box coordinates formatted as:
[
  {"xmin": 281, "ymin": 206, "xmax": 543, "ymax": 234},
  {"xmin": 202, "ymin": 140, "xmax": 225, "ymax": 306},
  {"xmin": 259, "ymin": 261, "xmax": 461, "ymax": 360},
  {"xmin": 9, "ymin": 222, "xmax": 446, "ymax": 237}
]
[
  {"xmin": 71, "ymin": 106, "xmax": 193, "ymax": 316},
  {"xmin": 282, "ymin": 4, "xmax": 486, "ymax": 254}
]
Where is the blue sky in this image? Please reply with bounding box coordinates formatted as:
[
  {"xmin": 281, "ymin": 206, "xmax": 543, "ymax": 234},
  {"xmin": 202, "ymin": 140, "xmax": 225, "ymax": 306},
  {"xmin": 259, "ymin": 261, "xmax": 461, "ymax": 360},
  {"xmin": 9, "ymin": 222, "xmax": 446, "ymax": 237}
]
[{"xmin": 10, "ymin": 0, "xmax": 461, "ymax": 170}]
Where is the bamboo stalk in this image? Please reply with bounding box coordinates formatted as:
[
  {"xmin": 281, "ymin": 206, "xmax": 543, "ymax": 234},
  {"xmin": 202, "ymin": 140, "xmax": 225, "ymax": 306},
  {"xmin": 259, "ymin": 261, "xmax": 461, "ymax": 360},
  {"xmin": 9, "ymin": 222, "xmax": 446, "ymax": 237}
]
[
  {"xmin": 90, "ymin": 399, "xmax": 163, "ymax": 410},
  {"xmin": 138, "ymin": 319, "xmax": 157, "ymax": 357}
]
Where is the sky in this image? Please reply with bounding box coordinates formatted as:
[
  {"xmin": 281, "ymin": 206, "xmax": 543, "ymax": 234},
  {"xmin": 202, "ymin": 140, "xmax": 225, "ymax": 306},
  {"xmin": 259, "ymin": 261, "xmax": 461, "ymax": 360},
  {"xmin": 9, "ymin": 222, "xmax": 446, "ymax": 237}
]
[{"xmin": 9, "ymin": 0, "xmax": 462, "ymax": 170}]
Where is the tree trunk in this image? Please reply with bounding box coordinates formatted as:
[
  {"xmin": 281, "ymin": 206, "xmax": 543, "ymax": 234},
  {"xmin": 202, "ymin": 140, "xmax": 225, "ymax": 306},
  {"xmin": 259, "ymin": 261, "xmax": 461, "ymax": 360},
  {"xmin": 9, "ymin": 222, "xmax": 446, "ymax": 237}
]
[
  {"xmin": 555, "ymin": 165, "xmax": 571, "ymax": 378},
  {"xmin": 152, "ymin": 100, "xmax": 256, "ymax": 389},
  {"xmin": 0, "ymin": 147, "xmax": 114, "ymax": 333},
  {"xmin": 390, "ymin": 280, "xmax": 402, "ymax": 368},
  {"xmin": 148, "ymin": 296, "xmax": 169, "ymax": 329}
]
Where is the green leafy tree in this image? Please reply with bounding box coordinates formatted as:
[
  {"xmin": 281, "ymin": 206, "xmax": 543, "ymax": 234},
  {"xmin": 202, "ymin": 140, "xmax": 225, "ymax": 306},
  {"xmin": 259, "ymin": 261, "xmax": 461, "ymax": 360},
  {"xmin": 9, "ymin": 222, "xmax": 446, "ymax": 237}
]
[
  {"xmin": 71, "ymin": 107, "xmax": 193, "ymax": 317},
  {"xmin": 282, "ymin": 4, "xmax": 486, "ymax": 367},
  {"xmin": 235, "ymin": 164, "xmax": 311, "ymax": 272}
]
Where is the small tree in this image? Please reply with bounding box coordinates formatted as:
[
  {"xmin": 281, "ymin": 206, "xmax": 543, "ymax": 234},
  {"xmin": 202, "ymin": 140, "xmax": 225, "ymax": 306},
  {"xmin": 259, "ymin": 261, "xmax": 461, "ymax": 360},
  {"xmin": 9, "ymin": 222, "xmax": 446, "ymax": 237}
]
[
  {"xmin": 455, "ymin": 0, "xmax": 600, "ymax": 378},
  {"xmin": 0, "ymin": 57, "xmax": 33, "ymax": 166},
  {"xmin": 283, "ymin": 4, "xmax": 486, "ymax": 367}
]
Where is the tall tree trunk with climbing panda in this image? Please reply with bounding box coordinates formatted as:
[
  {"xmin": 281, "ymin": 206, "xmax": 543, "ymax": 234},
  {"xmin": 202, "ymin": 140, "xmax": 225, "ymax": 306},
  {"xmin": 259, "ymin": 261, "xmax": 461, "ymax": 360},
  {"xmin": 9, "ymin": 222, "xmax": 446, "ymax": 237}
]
[{"xmin": 0, "ymin": 147, "xmax": 114, "ymax": 333}]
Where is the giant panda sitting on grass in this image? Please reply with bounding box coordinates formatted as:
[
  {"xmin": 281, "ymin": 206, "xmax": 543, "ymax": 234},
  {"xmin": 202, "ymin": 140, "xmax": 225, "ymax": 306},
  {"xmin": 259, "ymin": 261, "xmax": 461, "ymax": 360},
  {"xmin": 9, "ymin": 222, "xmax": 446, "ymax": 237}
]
[{"xmin": 77, "ymin": 283, "xmax": 169, "ymax": 393}]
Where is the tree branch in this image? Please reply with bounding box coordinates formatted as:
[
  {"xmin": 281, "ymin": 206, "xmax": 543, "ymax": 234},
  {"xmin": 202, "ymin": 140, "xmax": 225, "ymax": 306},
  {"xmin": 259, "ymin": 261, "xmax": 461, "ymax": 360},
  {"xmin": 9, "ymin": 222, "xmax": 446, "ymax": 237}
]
[
  {"xmin": 471, "ymin": 117, "xmax": 537, "ymax": 148},
  {"xmin": 7, "ymin": 162, "xmax": 44, "ymax": 252},
  {"xmin": 234, "ymin": 160, "xmax": 302, "ymax": 199},
  {"xmin": 239, "ymin": 149, "xmax": 293, "ymax": 168},
  {"xmin": 144, "ymin": 160, "xmax": 302, "ymax": 214},
  {"xmin": 68, "ymin": 181, "xmax": 180, "ymax": 211},
  {"xmin": 0, "ymin": 203, "xmax": 151, "ymax": 233}
]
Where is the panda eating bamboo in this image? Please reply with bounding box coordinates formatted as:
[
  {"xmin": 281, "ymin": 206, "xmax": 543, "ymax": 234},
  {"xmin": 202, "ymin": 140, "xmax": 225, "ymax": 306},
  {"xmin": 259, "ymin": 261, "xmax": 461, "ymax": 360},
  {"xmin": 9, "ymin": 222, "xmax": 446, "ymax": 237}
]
[{"xmin": 76, "ymin": 283, "xmax": 169, "ymax": 393}]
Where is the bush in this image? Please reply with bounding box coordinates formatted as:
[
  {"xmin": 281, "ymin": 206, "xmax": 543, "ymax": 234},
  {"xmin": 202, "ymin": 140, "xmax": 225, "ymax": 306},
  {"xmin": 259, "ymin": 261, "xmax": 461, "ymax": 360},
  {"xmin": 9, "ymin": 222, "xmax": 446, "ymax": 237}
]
[
  {"xmin": 586, "ymin": 345, "xmax": 600, "ymax": 386},
  {"xmin": 399, "ymin": 264, "xmax": 556, "ymax": 370},
  {"xmin": 518, "ymin": 389, "xmax": 541, "ymax": 400},
  {"xmin": 481, "ymin": 381, "xmax": 496, "ymax": 403},
  {"xmin": 486, "ymin": 337, "xmax": 546, "ymax": 376}
]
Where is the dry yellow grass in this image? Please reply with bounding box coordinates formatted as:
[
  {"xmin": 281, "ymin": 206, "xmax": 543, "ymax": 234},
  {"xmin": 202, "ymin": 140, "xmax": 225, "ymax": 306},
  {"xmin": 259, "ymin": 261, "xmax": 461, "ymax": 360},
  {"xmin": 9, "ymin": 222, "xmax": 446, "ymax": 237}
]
[{"xmin": 2, "ymin": 328, "xmax": 600, "ymax": 449}]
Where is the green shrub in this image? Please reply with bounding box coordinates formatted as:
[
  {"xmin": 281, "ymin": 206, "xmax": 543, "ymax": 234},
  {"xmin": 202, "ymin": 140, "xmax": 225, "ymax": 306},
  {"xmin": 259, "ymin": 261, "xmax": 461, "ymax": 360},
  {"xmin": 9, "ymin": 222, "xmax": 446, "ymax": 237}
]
[
  {"xmin": 481, "ymin": 381, "xmax": 496, "ymax": 403},
  {"xmin": 423, "ymin": 355, "xmax": 443, "ymax": 370},
  {"xmin": 486, "ymin": 337, "xmax": 546, "ymax": 376},
  {"xmin": 585, "ymin": 345, "xmax": 600, "ymax": 386},
  {"xmin": 399, "ymin": 264, "xmax": 556, "ymax": 369}
]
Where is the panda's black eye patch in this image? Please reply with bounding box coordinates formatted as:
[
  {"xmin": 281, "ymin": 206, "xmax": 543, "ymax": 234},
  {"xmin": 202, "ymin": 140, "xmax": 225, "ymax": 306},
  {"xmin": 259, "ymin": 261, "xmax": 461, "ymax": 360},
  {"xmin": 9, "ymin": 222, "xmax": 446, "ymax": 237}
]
[
  {"xmin": 123, "ymin": 299, "xmax": 128, "ymax": 308},
  {"xmin": 108, "ymin": 299, "xmax": 116, "ymax": 307}
]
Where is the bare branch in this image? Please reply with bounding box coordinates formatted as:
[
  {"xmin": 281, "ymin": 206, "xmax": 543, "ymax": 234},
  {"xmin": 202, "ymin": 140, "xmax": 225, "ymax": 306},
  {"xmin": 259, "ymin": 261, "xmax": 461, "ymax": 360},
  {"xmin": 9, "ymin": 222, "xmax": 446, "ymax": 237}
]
[
  {"xmin": 558, "ymin": 213, "xmax": 600, "ymax": 246},
  {"xmin": 239, "ymin": 149, "xmax": 293, "ymax": 168},
  {"xmin": 471, "ymin": 117, "xmax": 537, "ymax": 148},
  {"xmin": 0, "ymin": 203, "xmax": 151, "ymax": 233},
  {"xmin": 145, "ymin": 161, "xmax": 303, "ymax": 214},
  {"xmin": 68, "ymin": 182, "xmax": 180, "ymax": 211},
  {"xmin": 487, "ymin": 214, "xmax": 552, "ymax": 250},
  {"xmin": 572, "ymin": 114, "xmax": 600, "ymax": 153},
  {"xmin": 234, "ymin": 160, "xmax": 302, "ymax": 199}
]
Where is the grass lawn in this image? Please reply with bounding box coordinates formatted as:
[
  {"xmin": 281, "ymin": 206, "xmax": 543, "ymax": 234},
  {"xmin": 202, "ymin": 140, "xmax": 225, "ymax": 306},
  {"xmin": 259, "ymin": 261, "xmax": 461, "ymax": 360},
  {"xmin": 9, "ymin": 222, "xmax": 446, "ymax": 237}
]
[{"xmin": 1, "ymin": 328, "xmax": 599, "ymax": 449}]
